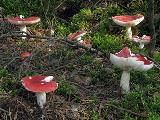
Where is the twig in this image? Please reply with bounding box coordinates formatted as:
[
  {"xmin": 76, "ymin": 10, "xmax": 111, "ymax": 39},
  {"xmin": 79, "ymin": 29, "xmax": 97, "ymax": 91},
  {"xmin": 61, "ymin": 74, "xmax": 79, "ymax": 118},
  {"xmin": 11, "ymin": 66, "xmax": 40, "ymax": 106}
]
[
  {"xmin": 106, "ymin": 104, "xmax": 148, "ymax": 118},
  {"xmin": 3, "ymin": 57, "xmax": 20, "ymax": 69},
  {"xmin": 0, "ymin": 31, "xmax": 59, "ymax": 40},
  {"xmin": 0, "ymin": 31, "xmax": 103, "ymax": 55},
  {"xmin": 63, "ymin": 37, "xmax": 102, "ymax": 54},
  {"xmin": 0, "ymin": 108, "xmax": 9, "ymax": 113}
]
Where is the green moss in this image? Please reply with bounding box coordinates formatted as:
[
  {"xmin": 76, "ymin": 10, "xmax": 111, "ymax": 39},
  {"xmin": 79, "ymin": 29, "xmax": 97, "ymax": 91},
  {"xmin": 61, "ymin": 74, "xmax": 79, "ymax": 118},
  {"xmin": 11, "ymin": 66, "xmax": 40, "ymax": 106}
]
[
  {"xmin": 72, "ymin": 8, "xmax": 93, "ymax": 30},
  {"xmin": 80, "ymin": 53, "xmax": 94, "ymax": 64},
  {"xmin": 92, "ymin": 33, "xmax": 124, "ymax": 53},
  {"xmin": 56, "ymin": 79, "xmax": 77, "ymax": 96},
  {"xmin": 48, "ymin": 19, "xmax": 71, "ymax": 37},
  {"xmin": 129, "ymin": 0, "xmax": 148, "ymax": 14},
  {"xmin": 93, "ymin": 4, "xmax": 125, "ymax": 33},
  {"xmin": 154, "ymin": 52, "xmax": 160, "ymax": 63},
  {"xmin": 90, "ymin": 111, "xmax": 100, "ymax": 120},
  {"xmin": 0, "ymin": 68, "xmax": 8, "ymax": 77}
]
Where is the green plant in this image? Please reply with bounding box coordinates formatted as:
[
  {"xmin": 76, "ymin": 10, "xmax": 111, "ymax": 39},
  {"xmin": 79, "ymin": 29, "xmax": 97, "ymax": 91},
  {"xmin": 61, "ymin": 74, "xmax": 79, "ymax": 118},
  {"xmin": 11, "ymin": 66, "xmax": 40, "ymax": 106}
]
[
  {"xmin": 80, "ymin": 53, "xmax": 94, "ymax": 64},
  {"xmin": 92, "ymin": 33, "xmax": 124, "ymax": 53},
  {"xmin": 24, "ymin": 71, "xmax": 38, "ymax": 76},
  {"xmin": 128, "ymin": 0, "xmax": 148, "ymax": 14},
  {"xmin": 148, "ymin": 112, "xmax": 160, "ymax": 120},
  {"xmin": 154, "ymin": 52, "xmax": 160, "ymax": 63},
  {"xmin": 0, "ymin": 76, "xmax": 24, "ymax": 96},
  {"xmin": 72, "ymin": 8, "xmax": 93, "ymax": 30},
  {"xmin": 89, "ymin": 95, "xmax": 99, "ymax": 105},
  {"xmin": 93, "ymin": 3, "xmax": 125, "ymax": 33},
  {"xmin": 48, "ymin": 19, "xmax": 71, "ymax": 37},
  {"xmin": 56, "ymin": 79, "xmax": 77, "ymax": 96},
  {"xmin": 124, "ymin": 113, "xmax": 138, "ymax": 120},
  {"xmin": 0, "ymin": 68, "xmax": 8, "ymax": 77},
  {"xmin": 90, "ymin": 111, "xmax": 99, "ymax": 120},
  {"xmin": 1, "ymin": 0, "xmax": 67, "ymax": 18}
]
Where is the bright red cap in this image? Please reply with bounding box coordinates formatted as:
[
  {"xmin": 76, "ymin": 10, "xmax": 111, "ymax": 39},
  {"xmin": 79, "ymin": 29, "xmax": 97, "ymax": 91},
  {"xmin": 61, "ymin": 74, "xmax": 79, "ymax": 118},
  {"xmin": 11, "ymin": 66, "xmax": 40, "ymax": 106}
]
[
  {"xmin": 116, "ymin": 47, "xmax": 132, "ymax": 58},
  {"xmin": 22, "ymin": 76, "xmax": 58, "ymax": 93},
  {"xmin": 8, "ymin": 16, "xmax": 40, "ymax": 25},
  {"xmin": 68, "ymin": 31, "xmax": 87, "ymax": 40},
  {"xmin": 142, "ymin": 35, "xmax": 151, "ymax": 42},
  {"xmin": 134, "ymin": 54, "xmax": 153, "ymax": 65},
  {"xmin": 112, "ymin": 15, "xmax": 144, "ymax": 26},
  {"xmin": 112, "ymin": 15, "xmax": 143, "ymax": 22},
  {"xmin": 132, "ymin": 35, "xmax": 151, "ymax": 43},
  {"xmin": 20, "ymin": 52, "xmax": 32, "ymax": 57}
]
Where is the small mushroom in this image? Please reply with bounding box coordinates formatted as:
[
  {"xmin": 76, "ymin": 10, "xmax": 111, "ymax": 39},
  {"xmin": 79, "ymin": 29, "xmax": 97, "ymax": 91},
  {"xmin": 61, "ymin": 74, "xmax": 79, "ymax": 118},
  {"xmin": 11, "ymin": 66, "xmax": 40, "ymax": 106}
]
[
  {"xmin": 68, "ymin": 31, "xmax": 87, "ymax": 43},
  {"xmin": 22, "ymin": 75, "xmax": 58, "ymax": 108},
  {"xmin": 20, "ymin": 52, "xmax": 32, "ymax": 61},
  {"xmin": 112, "ymin": 15, "xmax": 144, "ymax": 40},
  {"xmin": 132, "ymin": 35, "xmax": 151, "ymax": 49},
  {"xmin": 110, "ymin": 47, "xmax": 153, "ymax": 94},
  {"xmin": 82, "ymin": 39, "xmax": 92, "ymax": 48},
  {"xmin": 7, "ymin": 15, "xmax": 40, "ymax": 39}
]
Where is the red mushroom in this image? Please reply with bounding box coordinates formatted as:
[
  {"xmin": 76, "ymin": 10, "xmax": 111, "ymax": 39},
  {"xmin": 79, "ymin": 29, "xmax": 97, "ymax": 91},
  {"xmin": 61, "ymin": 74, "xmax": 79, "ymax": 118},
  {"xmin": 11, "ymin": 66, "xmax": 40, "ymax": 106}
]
[
  {"xmin": 68, "ymin": 31, "xmax": 87, "ymax": 43},
  {"xmin": 132, "ymin": 35, "xmax": 151, "ymax": 49},
  {"xmin": 22, "ymin": 76, "xmax": 58, "ymax": 108},
  {"xmin": 7, "ymin": 15, "xmax": 40, "ymax": 39},
  {"xmin": 20, "ymin": 52, "xmax": 32, "ymax": 61},
  {"xmin": 110, "ymin": 47, "xmax": 153, "ymax": 93},
  {"xmin": 82, "ymin": 39, "xmax": 92, "ymax": 48},
  {"xmin": 112, "ymin": 15, "xmax": 144, "ymax": 40}
]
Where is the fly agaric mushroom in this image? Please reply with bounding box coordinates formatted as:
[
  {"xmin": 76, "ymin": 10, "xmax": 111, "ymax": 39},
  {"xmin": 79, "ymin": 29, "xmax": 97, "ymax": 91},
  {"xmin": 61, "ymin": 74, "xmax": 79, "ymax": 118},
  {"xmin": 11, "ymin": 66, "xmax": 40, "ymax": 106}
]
[
  {"xmin": 110, "ymin": 47, "xmax": 153, "ymax": 94},
  {"xmin": 20, "ymin": 52, "xmax": 32, "ymax": 61},
  {"xmin": 132, "ymin": 35, "xmax": 151, "ymax": 49},
  {"xmin": 7, "ymin": 15, "xmax": 40, "ymax": 39},
  {"xmin": 68, "ymin": 31, "xmax": 87, "ymax": 43},
  {"xmin": 22, "ymin": 76, "xmax": 58, "ymax": 108},
  {"xmin": 82, "ymin": 39, "xmax": 92, "ymax": 48},
  {"xmin": 112, "ymin": 15, "xmax": 144, "ymax": 40}
]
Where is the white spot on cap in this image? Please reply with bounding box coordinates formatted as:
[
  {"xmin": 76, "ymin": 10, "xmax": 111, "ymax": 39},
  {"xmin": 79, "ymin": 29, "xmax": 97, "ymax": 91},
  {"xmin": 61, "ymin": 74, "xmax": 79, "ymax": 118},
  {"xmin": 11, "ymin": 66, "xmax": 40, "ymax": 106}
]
[
  {"xmin": 19, "ymin": 15, "xmax": 24, "ymax": 19},
  {"xmin": 42, "ymin": 76, "xmax": 54, "ymax": 82}
]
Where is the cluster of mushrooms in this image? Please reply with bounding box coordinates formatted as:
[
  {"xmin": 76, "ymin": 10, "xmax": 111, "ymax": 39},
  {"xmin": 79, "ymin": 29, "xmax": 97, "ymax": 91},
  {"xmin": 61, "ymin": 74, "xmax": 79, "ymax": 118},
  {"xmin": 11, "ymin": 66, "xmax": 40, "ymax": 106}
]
[
  {"xmin": 3, "ymin": 15, "xmax": 58, "ymax": 109},
  {"xmin": 111, "ymin": 15, "xmax": 154, "ymax": 94},
  {"xmin": 4, "ymin": 14, "xmax": 154, "ymax": 109}
]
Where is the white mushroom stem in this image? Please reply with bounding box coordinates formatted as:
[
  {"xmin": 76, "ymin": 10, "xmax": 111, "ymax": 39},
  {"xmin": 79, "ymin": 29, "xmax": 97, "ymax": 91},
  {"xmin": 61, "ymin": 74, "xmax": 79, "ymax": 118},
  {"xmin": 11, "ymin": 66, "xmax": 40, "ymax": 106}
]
[
  {"xmin": 19, "ymin": 25, "xmax": 27, "ymax": 39},
  {"xmin": 126, "ymin": 26, "xmax": 132, "ymax": 40},
  {"xmin": 36, "ymin": 92, "xmax": 46, "ymax": 109},
  {"xmin": 20, "ymin": 25, "xmax": 27, "ymax": 32},
  {"xmin": 19, "ymin": 15, "xmax": 27, "ymax": 39},
  {"xmin": 76, "ymin": 37, "xmax": 83, "ymax": 43},
  {"xmin": 120, "ymin": 71, "xmax": 130, "ymax": 94},
  {"xmin": 139, "ymin": 42, "xmax": 144, "ymax": 49}
]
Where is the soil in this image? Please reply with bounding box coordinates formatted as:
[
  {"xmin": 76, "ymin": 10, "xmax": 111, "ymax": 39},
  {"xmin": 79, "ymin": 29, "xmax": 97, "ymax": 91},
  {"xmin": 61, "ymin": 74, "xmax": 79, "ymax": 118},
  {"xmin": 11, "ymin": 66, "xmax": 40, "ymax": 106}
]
[{"xmin": 0, "ymin": 33, "xmax": 121, "ymax": 120}]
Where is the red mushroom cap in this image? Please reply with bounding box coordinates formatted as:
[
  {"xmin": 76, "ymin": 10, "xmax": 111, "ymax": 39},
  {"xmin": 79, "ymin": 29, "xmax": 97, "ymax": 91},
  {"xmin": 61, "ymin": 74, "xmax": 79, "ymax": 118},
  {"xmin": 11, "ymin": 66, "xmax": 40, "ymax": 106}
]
[
  {"xmin": 134, "ymin": 54, "xmax": 153, "ymax": 65},
  {"xmin": 7, "ymin": 16, "xmax": 40, "ymax": 25},
  {"xmin": 82, "ymin": 39, "xmax": 92, "ymax": 48},
  {"xmin": 20, "ymin": 52, "xmax": 32, "ymax": 58},
  {"xmin": 22, "ymin": 76, "xmax": 58, "ymax": 93},
  {"xmin": 112, "ymin": 15, "xmax": 142, "ymax": 22},
  {"xmin": 68, "ymin": 31, "xmax": 87, "ymax": 40},
  {"xmin": 115, "ymin": 47, "xmax": 132, "ymax": 58},
  {"xmin": 20, "ymin": 52, "xmax": 32, "ymax": 61},
  {"xmin": 132, "ymin": 35, "xmax": 151, "ymax": 43},
  {"xmin": 142, "ymin": 35, "xmax": 151, "ymax": 42},
  {"xmin": 112, "ymin": 15, "xmax": 144, "ymax": 26}
]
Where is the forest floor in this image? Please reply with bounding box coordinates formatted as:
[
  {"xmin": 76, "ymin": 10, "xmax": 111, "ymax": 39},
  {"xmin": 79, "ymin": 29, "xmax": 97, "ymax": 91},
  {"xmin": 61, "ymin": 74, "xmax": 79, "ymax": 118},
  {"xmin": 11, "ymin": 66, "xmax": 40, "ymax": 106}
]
[
  {"xmin": 0, "ymin": 19, "xmax": 160, "ymax": 120},
  {"xmin": 0, "ymin": 32, "xmax": 124, "ymax": 120}
]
